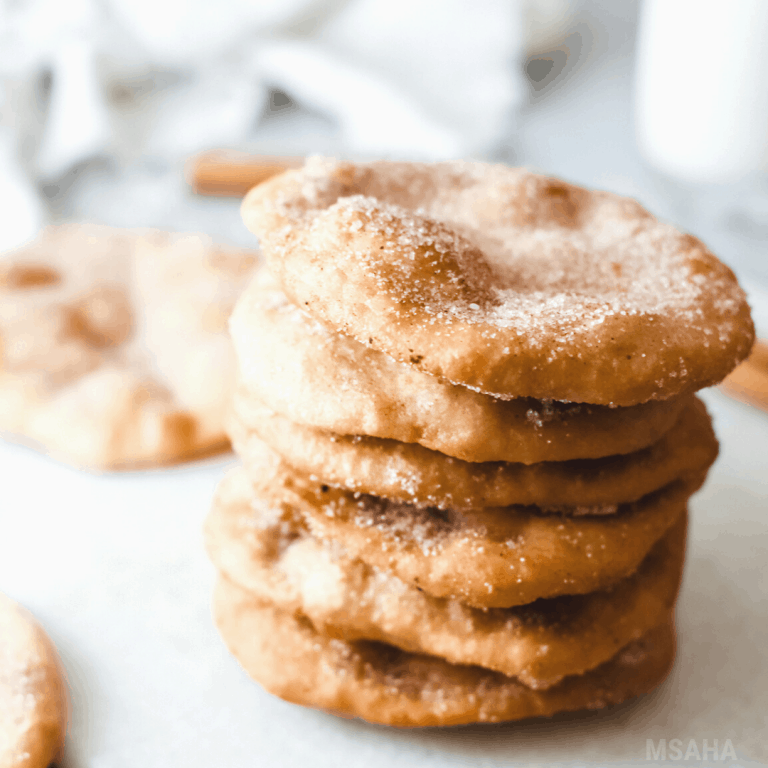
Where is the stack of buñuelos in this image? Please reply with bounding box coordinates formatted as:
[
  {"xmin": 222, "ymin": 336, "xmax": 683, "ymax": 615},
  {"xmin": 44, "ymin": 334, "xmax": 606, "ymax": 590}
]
[{"xmin": 205, "ymin": 159, "xmax": 754, "ymax": 727}]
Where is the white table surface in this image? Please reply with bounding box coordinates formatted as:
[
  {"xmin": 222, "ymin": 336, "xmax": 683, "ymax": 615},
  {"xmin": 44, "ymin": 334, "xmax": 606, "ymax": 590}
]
[
  {"xmin": 2, "ymin": 385, "xmax": 767, "ymax": 768},
  {"xmin": 3, "ymin": 3, "xmax": 768, "ymax": 765}
]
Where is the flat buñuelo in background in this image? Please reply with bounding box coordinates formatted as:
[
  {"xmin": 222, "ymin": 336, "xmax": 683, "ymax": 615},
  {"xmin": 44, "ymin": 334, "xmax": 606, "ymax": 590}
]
[
  {"xmin": 214, "ymin": 577, "xmax": 677, "ymax": 728},
  {"xmin": 206, "ymin": 468, "xmax": 686, "ymax": 690},
  {"xmin": 0, "ymin": 593, "xmax": 68, "ymax": 768},
  {"xmin": 0, "ymin": 224, "xmax": 257, "ymax": 470},
  {"xmin": 230, "ymin": 395, "xmax": 717, "ymax": 509},
  {"xmin": 241, "ymin": 442, "xmax": 698, "ymax": 610},
  {"xmin": 242, "ymin": 158, "xmax": 754, "ymax": 406},
  {"xmin": 230, "ymin": 271, "xmax": 689, "ymax": 464}
]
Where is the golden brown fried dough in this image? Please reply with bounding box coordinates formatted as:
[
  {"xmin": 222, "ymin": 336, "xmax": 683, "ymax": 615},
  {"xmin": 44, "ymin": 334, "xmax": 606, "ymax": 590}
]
[
  {"xmin": 230, "ymin": 272, "xmax": 690, "ymax": 464},
  {"xmin": 239, "ymin": 442, "xmax": 700, "ymax": 608},
  {"xmin": 0, "ymin": 593, "xmax": 68, "ymax": 768},
  {"xmin": 230, "ymin": 396, "xmax": 717, "ymax": 509},
  {"xmin": 242, "ymin": 159, "xmax": 754, "ymax": 405},
  {"xmin": 214, "ymin": 577, "xmax": 677, "ymax": 727},
  {"xmin": 206, "ymin": 468, "xmax": 686, "ymax": 689}
]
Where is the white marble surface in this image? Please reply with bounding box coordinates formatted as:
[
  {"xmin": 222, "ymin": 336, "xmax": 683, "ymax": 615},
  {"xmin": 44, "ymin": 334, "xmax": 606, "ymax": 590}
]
[
  {"xmin": 1, "ymin": 388, "xmax": 766, "ymax": 767},
  {"xmin": 2, "ymin": 2, "xmax": 767, "ymax": 765}
]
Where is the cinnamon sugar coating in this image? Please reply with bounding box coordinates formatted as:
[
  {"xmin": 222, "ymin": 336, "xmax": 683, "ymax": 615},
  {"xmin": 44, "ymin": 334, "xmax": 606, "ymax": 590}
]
[
  {"xmin": 240, "ymin": 441, "xmax": 699, "ymax": 609},
  {"xmin": 207, "ymin": 468, "xmax": 685, "ymax": 689},
  {"xmin": 230, "ymin": 271, "xmax": 689, "ymax": 464},
  {"xmin": 242, "ymin": 159, "xmax": 754, "ymax": 405},
  {"xmin": 213, "ymin": 158, "xmax": 747, "ymax": 726},
  {"xmin": 214, "ymin": 577, "xmax": 676, "ymax": 727},
  {"xmin": 231, "ymin": 396, "xmax": 717, "ymax": 510}
]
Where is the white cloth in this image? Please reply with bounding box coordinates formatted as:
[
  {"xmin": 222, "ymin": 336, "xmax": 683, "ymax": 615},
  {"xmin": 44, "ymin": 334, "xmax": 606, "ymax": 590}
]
[{"xmin": 0, "ymin": 0, "xmax": 543, "ymax": 252}]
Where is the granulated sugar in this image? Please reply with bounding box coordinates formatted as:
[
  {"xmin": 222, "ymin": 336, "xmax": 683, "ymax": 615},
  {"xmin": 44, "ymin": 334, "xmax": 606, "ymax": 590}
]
[{"xmin": 265, "ymin": 159, "xmax": 748, "ymax": 355}]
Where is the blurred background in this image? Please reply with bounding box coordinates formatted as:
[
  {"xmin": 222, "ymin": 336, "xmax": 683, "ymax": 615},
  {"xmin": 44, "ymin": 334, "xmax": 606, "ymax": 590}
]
[
  {"xmin": 2, "ymin": 3, "xmax": 767, "ymax": 763},
  {"xmin": 2, "ymin": 0, "xmax": 768, "ymax": 297}
]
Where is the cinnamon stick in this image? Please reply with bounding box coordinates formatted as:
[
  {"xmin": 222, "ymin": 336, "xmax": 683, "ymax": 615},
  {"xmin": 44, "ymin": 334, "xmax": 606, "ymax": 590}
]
[
  {"xmin": 186, "ymin": 151, "xmax": 302, "ymax": 196},
  {"xmin": 720, "ymin": 339, "xmax": 768, "ymax": 413}
]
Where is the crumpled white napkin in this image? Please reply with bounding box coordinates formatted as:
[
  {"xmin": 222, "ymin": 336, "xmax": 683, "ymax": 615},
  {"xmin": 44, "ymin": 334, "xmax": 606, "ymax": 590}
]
[
  {"xmin": 257, "ymin": 0, "xmax": 526, "ymax": 160},
  {"xmin": 0, "ymin": 0, "xmax": 575, "ymax": 253},
  {"xmin": 0, "ymin": 128, "xmax": 46, "ymax": 250}
]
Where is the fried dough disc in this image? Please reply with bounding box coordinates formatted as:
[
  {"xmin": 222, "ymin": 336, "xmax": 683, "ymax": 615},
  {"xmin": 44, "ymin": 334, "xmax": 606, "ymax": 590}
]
[
  {"xmin": 230, "ymin": 396, "xmax": 716, "ymax": 509},
  {"xmin": 206, "ymin": 468, "xmax": 686, "ymax": 689},
  {"xmin": 0, "ymin": 224, "xmax": 257, "ymax": 469},
  {"xmin": 214, "ymin": 577, "xmax": 676, "ymax": 727},
  {"xmin": 230, "ymin": 273, "xmax": 689, "ymax": 464},
  {"xmin": 132, "ymin": 228, "xmax": 257, "ymax": 455},
  {"xmin": 241, "ymin": 159, "xmax": 754, "ymax": 405},
  {"xmin": 241, "ymin": 442, "xmax": 700, "ymax": 608},
  {"xmin": 0, "ymin": 593, "xmax": 68, "ymax": 768}
]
